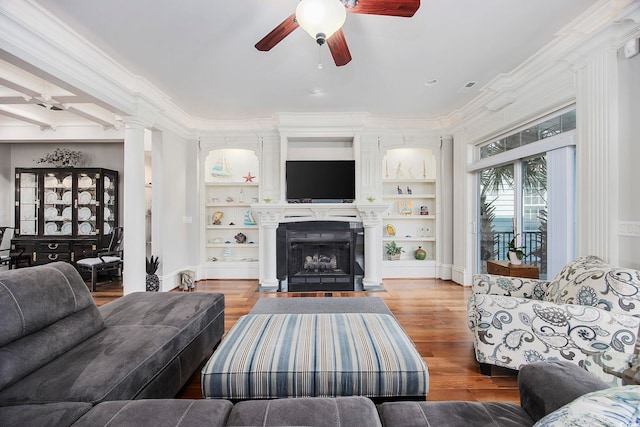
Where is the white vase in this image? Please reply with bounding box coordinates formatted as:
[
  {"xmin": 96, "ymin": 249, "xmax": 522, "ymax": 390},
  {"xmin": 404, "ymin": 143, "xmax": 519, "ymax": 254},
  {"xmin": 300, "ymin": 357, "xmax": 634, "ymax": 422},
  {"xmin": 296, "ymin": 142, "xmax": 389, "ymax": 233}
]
[{"xmin": 508, "ymin": 251, "xmax": 522, "ymax": 265}]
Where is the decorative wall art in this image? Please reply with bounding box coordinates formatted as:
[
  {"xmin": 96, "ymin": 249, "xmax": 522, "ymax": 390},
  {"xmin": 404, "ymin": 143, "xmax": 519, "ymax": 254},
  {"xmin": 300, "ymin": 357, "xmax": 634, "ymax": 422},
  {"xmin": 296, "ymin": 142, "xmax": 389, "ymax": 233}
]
[{"xmin": 398, "ymin": 200, "xmax": 412, "ymax": 215}]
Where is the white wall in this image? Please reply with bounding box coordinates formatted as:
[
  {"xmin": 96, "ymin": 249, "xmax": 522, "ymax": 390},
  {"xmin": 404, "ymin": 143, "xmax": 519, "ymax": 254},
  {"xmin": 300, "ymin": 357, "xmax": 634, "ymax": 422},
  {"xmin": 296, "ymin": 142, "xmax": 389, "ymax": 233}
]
[
  {"xmin": 152, "ymin": 129, "xmax": 198, "ymax": 290},
  {"xmin": 618, "ymin": 47, "xmax": 640, "ymax": 269}
]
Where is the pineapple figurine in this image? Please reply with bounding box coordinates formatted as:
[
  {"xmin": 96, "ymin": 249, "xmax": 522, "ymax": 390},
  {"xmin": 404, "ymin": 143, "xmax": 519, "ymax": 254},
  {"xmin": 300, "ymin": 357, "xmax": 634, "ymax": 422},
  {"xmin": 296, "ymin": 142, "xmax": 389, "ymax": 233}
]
[{"xmin": 146, "ymin": 255, "xmax": 160, "ymax": 292}]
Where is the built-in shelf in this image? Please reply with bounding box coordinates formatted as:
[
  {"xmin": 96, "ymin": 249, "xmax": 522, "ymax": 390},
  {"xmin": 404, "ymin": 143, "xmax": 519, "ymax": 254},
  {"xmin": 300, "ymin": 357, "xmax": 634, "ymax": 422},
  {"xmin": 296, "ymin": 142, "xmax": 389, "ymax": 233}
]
[
  {"xmin": 384, "ymin": 215, "xmax": 436, "ymax": 220},
  {"xmin": 384, "ymin": 194, "xmax": 436, "ymax": 199},
  {"xmin": 201, "ymin": 148, "xmax": 260, "ymax": 279},
  {"xmin": 383, "ymin": 237, "xmax": 436, "ymax": 242},
  {"xmin": 205, "ymin": 225, "xmax": 257, "ymax": 230},
  {"xmin": 206, "ymin": 243, "xmax": 259, "ymax": 248},
  {"xmin": 381, "ymin": 147, "xmax": 437, "ymax": 278}
]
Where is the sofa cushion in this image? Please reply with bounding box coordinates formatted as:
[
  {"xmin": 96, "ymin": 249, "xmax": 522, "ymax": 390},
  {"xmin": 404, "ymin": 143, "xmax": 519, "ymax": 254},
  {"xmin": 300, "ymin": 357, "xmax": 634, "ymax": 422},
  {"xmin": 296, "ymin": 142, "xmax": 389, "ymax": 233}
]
[
  {"xmin": 518, "ymin": 361, "xmax": 610, "ymax": 422},
  {"xmin": 98, "ymin": 291, "xmax": 224, "ymax": 331},
  {"xmin": 227, "ymin": 396, "xmax": 381, "ymax": 427},
  {"xmin": 73, "ymin": 399, "xmax": 233, "ymax": 427},
  {"xmin": 0, "ymin": 402, "xmax": 92, "ymax": 427},
  {"xmin": 533, "ymin": 386, "xmax": 640, "ymax": 427},
  {"xmin": 0, "ymin": 262, "xmax": 101, "ymax": 346},
  {"xmin": 0, "ymin": 292, "xmax": 224, "ymax": 404},
  {"xmin": 544, "ymin": 256, "xmax": 640, "ymax": 316},
  {"xmin": 378, "ymin": 401, "xmax": 533, "ymax": 427},
  {"xmin": 0, "ymin": 262, "xmax": 105, "ymax": 390}
]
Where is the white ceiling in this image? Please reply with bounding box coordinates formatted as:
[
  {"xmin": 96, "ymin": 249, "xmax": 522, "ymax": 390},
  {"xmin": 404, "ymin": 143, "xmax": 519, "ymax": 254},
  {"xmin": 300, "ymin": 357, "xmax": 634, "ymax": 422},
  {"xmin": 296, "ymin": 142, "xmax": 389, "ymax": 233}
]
[{"xmin": 0, "ymin": 0, "xmax": 600, "ymax": 128}]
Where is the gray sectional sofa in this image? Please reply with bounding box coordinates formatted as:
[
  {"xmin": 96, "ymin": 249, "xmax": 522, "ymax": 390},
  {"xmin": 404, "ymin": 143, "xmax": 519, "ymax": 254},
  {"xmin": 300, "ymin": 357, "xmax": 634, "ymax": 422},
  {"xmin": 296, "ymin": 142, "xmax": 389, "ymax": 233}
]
[
  {"xmin": 0, "ymin": 263, "xmax": 627, "ymax": 426},
  {"xmin": 0, "ymin": 361, "xmax": 615, "ymax": 426},
  {"xmin": 0, "ymin": 262, "xmax": 224, "ymax": 405}
]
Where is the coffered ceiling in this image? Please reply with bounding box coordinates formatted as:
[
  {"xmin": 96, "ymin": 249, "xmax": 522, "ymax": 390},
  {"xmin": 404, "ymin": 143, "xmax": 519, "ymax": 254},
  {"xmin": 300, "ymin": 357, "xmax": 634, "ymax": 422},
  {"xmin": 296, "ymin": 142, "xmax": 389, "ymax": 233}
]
[{"xmin": 0, "ymin": 0, "xmax": 603, "ymax": 131}]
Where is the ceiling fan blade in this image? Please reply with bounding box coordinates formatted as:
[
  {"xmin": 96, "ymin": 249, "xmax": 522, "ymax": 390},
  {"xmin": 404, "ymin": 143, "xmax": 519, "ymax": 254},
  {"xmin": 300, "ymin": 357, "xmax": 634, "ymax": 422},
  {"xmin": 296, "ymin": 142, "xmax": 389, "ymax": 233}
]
[
  {"xmin": 347, "ymin": 0, "xmax": 420, "ymax": 17},
  {"xmin": 327, "ymin": 29, "xmax": 352, "ymax": 67},
  {"xmin": 255, "ymin": 13, "xmax": 299, "ymax": 51}
]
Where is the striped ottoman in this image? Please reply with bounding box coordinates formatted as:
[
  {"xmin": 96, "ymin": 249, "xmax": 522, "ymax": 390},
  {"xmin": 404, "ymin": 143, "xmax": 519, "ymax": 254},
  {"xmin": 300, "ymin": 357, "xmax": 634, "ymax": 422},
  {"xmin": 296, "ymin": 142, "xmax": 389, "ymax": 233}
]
[{"xmin": 201, "ymin": 313, "xmax": 429, "ymax": 399}]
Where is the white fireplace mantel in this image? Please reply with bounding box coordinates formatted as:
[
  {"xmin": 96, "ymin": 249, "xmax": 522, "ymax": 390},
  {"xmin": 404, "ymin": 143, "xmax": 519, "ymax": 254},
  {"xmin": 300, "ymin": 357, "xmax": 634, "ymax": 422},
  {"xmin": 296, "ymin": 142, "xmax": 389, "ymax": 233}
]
[{"xmin": 251, "ymin": 202, "xmax": 389, "ymax": 290}]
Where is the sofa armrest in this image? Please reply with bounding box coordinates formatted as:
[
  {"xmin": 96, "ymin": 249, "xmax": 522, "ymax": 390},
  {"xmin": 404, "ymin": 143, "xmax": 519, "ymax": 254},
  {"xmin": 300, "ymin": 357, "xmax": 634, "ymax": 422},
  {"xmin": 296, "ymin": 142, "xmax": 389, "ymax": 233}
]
[
  {"xmin": 518, "ymin": 361, "xmax": 610, "ymax": 422},
  {"xmin": 472, "ymin": 273, "xmax": 548, "ymax": 299}
]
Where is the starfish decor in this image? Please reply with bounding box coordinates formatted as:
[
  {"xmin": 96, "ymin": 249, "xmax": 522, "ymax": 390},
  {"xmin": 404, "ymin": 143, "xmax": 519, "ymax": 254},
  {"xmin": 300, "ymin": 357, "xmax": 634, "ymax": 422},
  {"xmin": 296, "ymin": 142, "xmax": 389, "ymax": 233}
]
[{"xmin": 243, "ymin": 172, "xmax": 256, "ymax": 182}]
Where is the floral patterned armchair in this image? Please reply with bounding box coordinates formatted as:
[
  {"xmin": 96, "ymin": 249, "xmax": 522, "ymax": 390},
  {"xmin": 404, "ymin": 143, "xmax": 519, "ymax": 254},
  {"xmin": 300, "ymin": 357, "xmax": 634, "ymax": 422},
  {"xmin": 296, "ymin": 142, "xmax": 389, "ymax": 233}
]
[{"xmin": 468, "ymin": 256, "xmax": 640, "ymax": 385}]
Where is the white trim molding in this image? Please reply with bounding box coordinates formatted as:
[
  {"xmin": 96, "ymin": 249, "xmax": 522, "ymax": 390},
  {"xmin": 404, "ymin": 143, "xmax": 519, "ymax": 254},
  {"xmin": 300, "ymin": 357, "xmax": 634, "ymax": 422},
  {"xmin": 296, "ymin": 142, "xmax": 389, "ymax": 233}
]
[{"xmin": 619, "ymin": 221, "xmax": 640, "ymax": 238}]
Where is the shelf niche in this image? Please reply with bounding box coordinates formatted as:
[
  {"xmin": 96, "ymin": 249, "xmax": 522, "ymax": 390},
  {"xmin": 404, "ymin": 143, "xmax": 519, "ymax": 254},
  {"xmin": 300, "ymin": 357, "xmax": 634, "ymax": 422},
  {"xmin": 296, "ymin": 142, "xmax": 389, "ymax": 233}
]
[
  {"xmin": 381, "ymin": 147, "xmax": 437, "ymax": 274},
  {"xmin": 203, "ymin": 148, "xmax": 260, "ymax": 277}
]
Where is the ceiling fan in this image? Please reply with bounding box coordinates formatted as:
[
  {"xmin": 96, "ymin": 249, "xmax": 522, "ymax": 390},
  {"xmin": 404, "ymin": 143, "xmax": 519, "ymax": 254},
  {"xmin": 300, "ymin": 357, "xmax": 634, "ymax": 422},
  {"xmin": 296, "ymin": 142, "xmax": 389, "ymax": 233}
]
[{"xmin": 255, "ymin": 0, "xmax": 420, "ymax": 67}]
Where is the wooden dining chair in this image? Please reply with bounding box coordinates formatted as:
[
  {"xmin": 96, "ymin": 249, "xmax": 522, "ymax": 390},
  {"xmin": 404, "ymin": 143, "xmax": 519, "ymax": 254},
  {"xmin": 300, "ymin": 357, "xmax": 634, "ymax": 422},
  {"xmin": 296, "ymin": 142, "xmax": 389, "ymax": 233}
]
[{"xmin": 76, "ymin": 227, "xmax": 123, "ymax": 291}]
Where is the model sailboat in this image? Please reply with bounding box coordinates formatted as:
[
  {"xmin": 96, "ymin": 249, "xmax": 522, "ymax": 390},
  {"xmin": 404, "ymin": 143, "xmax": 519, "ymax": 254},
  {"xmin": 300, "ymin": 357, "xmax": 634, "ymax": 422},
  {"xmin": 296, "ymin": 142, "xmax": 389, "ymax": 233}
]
[{"xmin": 211, "ymin": 155, "xmax": 233, "ymax": 179}]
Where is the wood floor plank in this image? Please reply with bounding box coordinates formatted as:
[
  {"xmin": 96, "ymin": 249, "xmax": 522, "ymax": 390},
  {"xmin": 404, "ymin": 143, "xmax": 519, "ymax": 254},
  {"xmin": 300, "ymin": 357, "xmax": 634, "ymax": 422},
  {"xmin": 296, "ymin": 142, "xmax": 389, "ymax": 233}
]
[{"xmin": 91, "ymin": 277, "xmax": 519, "ymax": 404}]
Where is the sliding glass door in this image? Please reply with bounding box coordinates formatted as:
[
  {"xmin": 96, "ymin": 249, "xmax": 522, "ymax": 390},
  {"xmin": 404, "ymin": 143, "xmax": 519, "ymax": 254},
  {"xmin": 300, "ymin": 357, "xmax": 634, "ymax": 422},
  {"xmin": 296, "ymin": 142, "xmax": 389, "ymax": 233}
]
[
  {"xmin": 478, "ymin": 157, "xmax": 547, "ymax": 277},
  {"xmin": 479, "ymin": 164, "xmax": 515, "ymax": 271},
  {"xmin": 521, "ymin": 156, "xmax": 548, "ymax": 275}
]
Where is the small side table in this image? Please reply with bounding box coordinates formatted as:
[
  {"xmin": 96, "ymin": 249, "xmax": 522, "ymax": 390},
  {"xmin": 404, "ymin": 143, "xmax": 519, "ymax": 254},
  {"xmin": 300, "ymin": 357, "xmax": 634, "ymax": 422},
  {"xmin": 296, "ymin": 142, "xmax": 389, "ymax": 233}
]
[{"xmin": 487, "ymin": 260, "xmax": 539, "ymax": 279}]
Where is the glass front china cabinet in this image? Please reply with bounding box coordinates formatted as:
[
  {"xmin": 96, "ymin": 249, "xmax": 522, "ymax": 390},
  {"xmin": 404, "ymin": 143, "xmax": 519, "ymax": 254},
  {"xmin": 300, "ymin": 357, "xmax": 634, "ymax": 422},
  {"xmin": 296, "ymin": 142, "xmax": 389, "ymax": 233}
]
[{"xmin": 13, "ymin": 167, "xmax": 118, "ymax": 266}]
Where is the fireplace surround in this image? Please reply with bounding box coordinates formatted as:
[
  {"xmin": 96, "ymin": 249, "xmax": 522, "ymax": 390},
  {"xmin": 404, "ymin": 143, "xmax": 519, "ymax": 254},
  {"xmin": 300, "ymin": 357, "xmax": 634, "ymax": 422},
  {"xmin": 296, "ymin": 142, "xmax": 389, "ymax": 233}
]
[
  {"xmin": 250, "ymin": 203, "xmax": 388, "ymax": 290},
  {"xmin": 277, "ymin": 221, "xmax": 364, "ymax": 291}
]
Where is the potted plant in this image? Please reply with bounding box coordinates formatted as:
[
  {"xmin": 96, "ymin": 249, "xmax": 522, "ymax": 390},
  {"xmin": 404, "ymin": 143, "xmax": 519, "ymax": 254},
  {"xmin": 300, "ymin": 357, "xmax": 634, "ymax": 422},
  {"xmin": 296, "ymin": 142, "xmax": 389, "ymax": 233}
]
[
  {"xmin": 146, "ymin": 255, "xmax": 160, "ymax": 291},
  {"xmin": 507, "ymin": 234, "xmax": 526, "ymax": 265},
  {"xmin": 385, "ymin": 241, "xmax": 404, "ymax": 261},
  {"xmin": 35, "ymin": 148, "xmax": 83, "ymax": 167}
]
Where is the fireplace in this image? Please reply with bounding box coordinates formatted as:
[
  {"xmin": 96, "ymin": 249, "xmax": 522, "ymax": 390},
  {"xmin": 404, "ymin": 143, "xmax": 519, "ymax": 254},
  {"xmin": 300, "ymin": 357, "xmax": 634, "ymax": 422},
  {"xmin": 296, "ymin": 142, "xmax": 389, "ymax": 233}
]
[{"xmin": 277, "ymin": 221, "xmax": 364, "ymax": 291}]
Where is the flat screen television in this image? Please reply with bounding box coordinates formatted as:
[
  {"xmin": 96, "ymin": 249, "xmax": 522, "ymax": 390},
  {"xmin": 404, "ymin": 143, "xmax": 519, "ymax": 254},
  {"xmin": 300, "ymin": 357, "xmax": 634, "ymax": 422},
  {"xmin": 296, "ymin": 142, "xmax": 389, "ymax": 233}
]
[{"xmin": 286, "ymin": 160, "xmax": 355, "ymax": 203}]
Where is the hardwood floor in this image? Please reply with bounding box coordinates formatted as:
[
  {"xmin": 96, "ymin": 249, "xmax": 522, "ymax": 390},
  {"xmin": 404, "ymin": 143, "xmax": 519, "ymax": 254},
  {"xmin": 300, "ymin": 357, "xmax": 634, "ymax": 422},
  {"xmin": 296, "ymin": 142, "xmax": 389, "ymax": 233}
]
[{"xmin": 91, "ymin": 278, "xmax": 519, "ymax": 404}]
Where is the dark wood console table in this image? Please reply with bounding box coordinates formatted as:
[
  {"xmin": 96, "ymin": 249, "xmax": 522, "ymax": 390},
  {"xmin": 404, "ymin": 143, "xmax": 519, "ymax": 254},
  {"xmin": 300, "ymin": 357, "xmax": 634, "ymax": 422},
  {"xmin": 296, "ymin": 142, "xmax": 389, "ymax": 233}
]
[{"xmin": 487, "ymin": 260, "xmax": 539, "ymax": 279}]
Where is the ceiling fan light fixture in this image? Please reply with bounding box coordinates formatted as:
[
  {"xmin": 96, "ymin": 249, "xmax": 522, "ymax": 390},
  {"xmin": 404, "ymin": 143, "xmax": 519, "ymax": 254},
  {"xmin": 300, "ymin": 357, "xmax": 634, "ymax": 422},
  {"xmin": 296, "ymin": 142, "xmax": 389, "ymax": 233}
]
[{"xmin": 296, "ymin": 0, "xmax": 346, "ymax": 45}]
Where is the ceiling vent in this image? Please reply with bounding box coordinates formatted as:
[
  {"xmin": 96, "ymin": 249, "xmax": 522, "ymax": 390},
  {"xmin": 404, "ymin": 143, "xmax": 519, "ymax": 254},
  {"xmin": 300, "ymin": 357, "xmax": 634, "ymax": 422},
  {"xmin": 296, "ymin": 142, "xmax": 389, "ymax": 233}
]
[{"xmin": 457, "ymin": 81, "xmax": 477, "ymax": 93}]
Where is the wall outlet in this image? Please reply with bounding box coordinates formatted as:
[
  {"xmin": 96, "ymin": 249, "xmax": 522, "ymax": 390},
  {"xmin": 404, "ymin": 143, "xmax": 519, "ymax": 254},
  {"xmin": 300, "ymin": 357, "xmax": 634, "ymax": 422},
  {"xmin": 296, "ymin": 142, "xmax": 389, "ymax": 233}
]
[{"xmin": 624, "ymin": 38, "xmax": 640, "ymax": 59}]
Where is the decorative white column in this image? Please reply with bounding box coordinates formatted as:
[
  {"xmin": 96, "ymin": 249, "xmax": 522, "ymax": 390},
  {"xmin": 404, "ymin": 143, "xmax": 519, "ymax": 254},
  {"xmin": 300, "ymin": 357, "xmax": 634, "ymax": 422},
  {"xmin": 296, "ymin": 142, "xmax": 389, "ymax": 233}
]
[
  {"xmin": 122, "ymin": 119, "xmax": 147, "ymax": 294},
  {"xmin": 358, "ymin": 204, "xmax": 387, "ymax": 289},
  {"xmin": 252, "ymin": 206, "xmax": 282, "ymax": 289},
  {"xmin": 574, "ymin": 46, "xmax": 619, "ymax": 263},
  {"xmin": 439, "ymin": 135, "xmax": 453, "ymax": 280}
]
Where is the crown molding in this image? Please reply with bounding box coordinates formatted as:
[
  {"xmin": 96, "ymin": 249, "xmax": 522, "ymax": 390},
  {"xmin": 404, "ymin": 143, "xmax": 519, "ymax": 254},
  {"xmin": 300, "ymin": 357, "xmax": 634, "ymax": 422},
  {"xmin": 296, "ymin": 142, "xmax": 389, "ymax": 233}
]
[
  {"xmin": 1, "ymin": 0, "xmax": 638, "ymax": 139},
  {"xmin": 449, "ymin": 0, "xmax": 640, "ymax": 144}
]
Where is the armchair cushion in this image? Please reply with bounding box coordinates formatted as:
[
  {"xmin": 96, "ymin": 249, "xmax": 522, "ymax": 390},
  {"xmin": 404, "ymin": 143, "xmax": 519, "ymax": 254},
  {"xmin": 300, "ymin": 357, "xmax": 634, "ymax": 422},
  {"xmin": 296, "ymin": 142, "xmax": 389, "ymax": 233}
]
[
  {"xmin": 533, "ymin": 385, "xmax": 640, "ymax": 427},
  {"xmin": 544, "ymin": 256, "xmax": 640, "ymax": 317}
]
